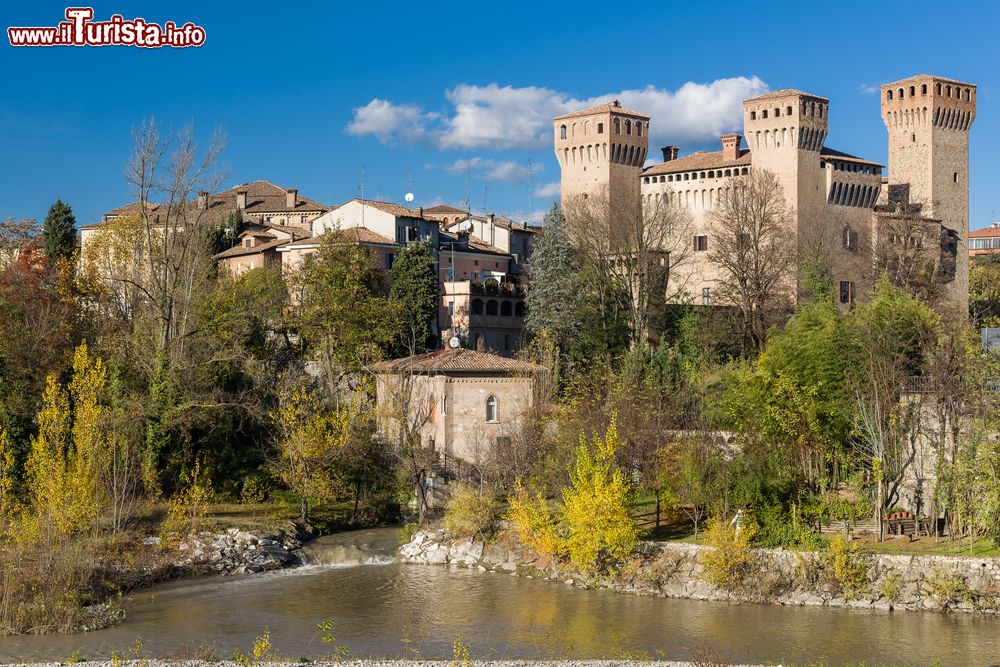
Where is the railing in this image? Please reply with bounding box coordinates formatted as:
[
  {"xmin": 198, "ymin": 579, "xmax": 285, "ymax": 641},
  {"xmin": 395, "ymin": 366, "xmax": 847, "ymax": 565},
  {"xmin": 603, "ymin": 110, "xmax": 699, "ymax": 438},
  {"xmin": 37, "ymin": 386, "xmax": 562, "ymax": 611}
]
[{"xmin": 469, "ymin": 281, "xmax": 524, "ymax": 297}]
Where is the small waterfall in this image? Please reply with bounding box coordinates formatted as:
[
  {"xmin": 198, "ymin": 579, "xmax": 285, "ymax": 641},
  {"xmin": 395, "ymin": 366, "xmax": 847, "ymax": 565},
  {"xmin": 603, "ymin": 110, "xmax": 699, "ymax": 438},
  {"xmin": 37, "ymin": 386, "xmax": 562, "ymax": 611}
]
[{"xmin": 297, "ymin": 527, "xmax": 399, "ymax": 567}]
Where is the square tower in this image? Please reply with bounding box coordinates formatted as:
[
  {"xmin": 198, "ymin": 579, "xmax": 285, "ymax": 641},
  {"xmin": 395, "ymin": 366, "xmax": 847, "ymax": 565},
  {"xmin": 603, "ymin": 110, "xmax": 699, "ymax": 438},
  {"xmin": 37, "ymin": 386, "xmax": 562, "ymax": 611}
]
[
  {"xmin": 881, "ymin": 75, "xmax": 976, "ymax": 307},
  {"xmin": 554, "ymin": 100, "xmax": 648, "ymax": 218}
]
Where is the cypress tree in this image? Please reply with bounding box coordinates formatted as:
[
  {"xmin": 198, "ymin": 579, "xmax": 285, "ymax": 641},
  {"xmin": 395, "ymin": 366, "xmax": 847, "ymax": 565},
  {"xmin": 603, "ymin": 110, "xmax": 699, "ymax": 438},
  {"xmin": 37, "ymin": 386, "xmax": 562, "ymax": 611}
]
[{"xmin": 390, "ymin": 241, "xmax": 439, "ymax": 354}]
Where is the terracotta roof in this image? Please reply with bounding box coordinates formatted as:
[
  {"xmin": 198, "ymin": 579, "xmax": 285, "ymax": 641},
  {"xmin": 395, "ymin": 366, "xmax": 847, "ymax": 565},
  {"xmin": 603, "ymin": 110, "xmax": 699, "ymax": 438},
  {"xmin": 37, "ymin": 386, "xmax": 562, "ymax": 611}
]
[
  {"xmin": 820, "ymin": 147, "xmax": 884, "ymax": 167},
  {"xmin": 214, "ymin": 238, "xmax": 286, "ymax": 260},
  {"xmin": 642, "ymin": 148, "xmax": 752, "ymax": 176},
  {"xmin": 243, "ymin": 222, "xmax": 312, "ymax": 241},
  {"xmin": 883, "ymin": 74, "xmax": 975, "ymax": 89},
  {"xmin": 439, "ymin": 231, "xmax": 509, "ymax": 257},
  {"xmin": 445, "ymin": 214, "xmax": 537, "ymax": 234},
  {"xmin": 970, "ymin": 225, "xmax": 1000, "ymax": 238},
  {"xmin": 554, "ymin": 100, "xmax": 649, "ymax": 121},
  {"xmin": 371, "ymin": 348, "xmax": 539, "ymax": 374},
  {"xmin": 282, "ymin": 227, "xmax": 396, "ymax": 248},
  {"xmin": 746, "ymin": 89, "xmax": 828, "ymax": 102},
  {"xmin": 338, "ymin": 198, "xmax": 424, "ymax": 219},
  {"xmin": 423, "ymin": 205, "xmax": 467, "ymax": 215}
]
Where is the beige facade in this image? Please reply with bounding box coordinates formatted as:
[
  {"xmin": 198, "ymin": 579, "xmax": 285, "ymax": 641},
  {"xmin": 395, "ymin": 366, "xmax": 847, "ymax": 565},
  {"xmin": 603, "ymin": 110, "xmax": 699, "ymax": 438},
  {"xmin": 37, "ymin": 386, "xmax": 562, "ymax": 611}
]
[
  {"xmin": 555, "ymin": 75, "xmax": 976, "ymax": 312},
  {"xmin": 372, "ymin": 348, "xmax": 538, "ymax": 465}
]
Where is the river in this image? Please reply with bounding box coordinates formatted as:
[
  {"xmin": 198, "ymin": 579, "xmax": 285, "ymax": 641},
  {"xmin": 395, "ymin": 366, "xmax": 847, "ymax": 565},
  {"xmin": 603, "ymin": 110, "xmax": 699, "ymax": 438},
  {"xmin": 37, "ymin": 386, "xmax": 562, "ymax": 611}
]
[{"xmin": 1, "ymin": 528, "xmax": 998, "ymax": 666}]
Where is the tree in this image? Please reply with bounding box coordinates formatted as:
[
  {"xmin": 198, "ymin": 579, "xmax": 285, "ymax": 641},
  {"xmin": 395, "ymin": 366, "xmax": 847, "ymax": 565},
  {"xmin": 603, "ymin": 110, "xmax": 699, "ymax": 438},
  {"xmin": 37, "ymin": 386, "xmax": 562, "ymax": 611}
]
[
  {"xmin": 560, "ymin": 417, "xmax": 637, "ymax": 572},
  {"xmin": 270, "ymin": 386, "xmax": 349, "ymax": 524},
  {"xmin": 873, "ymin": 208, "xmax": 947, "ymax": 304},
  {"xmin": 708, "ymin": 169, "xmax": 796, "ymax": 353},
  {"xmin": 41, "ymin": 199, "xmax": 76, "ymax": 262},
  {"xmin": 657, "ymin": 434, "xmax": 720, "ymax": 538},
  {"xmin": 390, "ymin": 240, "xmax": 438, "ymax": 355},
  {"xmin": 524, "ymin": 204, "xmax": 584, "ymax": 350},
  {"xmin": 970, "ymin": 255, "xmax": 1000, "ymax": 328},
  {"xmin": 846, "ymin": 277, "xmax": 939, "ymax": 540},
  {"xmin": 566, "ymin": 186, "xmax": 693, "ymax": 347}
]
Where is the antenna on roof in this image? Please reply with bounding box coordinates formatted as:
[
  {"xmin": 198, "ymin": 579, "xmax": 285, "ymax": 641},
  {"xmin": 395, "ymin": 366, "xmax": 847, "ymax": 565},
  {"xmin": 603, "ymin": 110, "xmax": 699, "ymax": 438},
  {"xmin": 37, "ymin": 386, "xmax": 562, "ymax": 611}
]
[
  {"xmin": 483, "ymin": 183, "xmax": 491, "ymax": 215},
  {"xmin": 358, "ymin": 165, "xmax": 366, "ymax": 228},
  {"xmin": 464, "ymin": 150, "xmax": 472, "ymax": 215},
  {"xmin": 404, "ymin": 170, "xmax": 415, "ymax": 204},
  {"xmin": 527, "ymin": 158, "xmax": 533, "ymax": 222}
]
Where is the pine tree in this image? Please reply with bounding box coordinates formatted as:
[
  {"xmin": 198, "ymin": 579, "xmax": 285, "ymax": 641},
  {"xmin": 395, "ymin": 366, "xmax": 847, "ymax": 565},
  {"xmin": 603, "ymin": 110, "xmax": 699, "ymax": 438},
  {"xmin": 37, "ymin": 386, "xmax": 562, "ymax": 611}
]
[
  {"xmin": 41, "ymin": 198, "xmax": 77, "ymax": 261},
  {"xmin": 390, "ymin": 241, "xmax": 439, "ymax": 354},
  {"xmin": 524, "ymin": 204, "xmax": 583, "ymax": 348}
]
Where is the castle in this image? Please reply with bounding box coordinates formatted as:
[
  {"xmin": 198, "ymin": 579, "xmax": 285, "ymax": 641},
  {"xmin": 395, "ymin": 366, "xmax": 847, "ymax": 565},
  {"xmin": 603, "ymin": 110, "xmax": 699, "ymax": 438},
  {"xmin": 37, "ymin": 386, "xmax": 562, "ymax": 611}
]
[{"xmin": 554, "ymin": 75, "xmax": 976, "ymax": 310}]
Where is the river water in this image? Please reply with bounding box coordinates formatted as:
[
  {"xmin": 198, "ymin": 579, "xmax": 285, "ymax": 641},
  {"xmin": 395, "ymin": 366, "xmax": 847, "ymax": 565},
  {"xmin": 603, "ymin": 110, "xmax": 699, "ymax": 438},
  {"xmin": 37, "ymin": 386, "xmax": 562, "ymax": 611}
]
[{"xmin": 1, "ymin": 528, "xmax": 999, "ymax": 666}]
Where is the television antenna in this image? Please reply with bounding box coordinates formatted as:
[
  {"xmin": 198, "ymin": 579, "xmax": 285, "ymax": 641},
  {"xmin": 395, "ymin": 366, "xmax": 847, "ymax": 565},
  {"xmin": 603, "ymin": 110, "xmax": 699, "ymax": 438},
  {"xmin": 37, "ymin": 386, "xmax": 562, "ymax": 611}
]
[
  {"xmin": 527, "ymin": 158, "xmax": 533, "ymax": 221},
  {"xmin": 404, "ymin": 170, "xmax": 415, "ymax": 203},
  {"xmin": 449, "ymin": 335, "xmax": 461, "ymax": 349}
]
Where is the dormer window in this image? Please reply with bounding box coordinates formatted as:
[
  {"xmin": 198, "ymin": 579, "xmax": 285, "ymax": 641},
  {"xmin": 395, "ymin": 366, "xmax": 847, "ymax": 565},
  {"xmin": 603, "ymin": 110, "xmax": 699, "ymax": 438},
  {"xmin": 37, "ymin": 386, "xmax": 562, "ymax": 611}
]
[{"xmin": 244, "ymin": 238, "xmax": 253, "ymax": 248}]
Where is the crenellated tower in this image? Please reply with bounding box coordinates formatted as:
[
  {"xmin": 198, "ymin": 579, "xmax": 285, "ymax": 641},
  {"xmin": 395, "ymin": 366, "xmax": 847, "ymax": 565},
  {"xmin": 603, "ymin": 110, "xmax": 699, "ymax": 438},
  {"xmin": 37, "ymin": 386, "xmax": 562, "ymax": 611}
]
[
  {"xmin": 882, "ymin": 75, "xmax": 976, "ymax": 306},
  {"xmin": 554, "ymin": 100, "xmax": 648, "ymax": 229}
]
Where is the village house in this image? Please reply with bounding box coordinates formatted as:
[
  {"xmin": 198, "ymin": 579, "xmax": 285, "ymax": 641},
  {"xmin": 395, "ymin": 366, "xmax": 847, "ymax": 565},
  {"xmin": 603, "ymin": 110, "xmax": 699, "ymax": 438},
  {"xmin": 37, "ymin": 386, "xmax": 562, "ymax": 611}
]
[
  {"xmin": 215, "ymin": 223, "xmax": 311, "ymax": 277},
  {"xmin": 970, "ymin": 222, "xmax": 1000, "ymax": 262},
  {"xmin": 371, "ymin": 347, "xmax": 539, "ymax": 467}
]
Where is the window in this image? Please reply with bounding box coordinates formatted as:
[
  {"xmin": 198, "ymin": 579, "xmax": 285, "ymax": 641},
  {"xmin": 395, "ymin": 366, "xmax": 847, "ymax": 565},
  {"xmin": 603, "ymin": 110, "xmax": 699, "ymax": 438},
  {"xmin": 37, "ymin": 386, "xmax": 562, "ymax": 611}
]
[
  {"xmin": 625, "ymin": 119, "xmax": 632, "ymax": 135},
  {"xmin": 560, "ymin": 125, "xmax": 567, "ymax": 140},
  {"xmin": 636, "ymin": 121, "xmax": 642, "ymax": 137},
  {"xmin": 954, "ymin": 172, "xmax": 959, "ymax": 183},
  {"xmin": 762, "ymin": 109, "xmax": 768, "ymax": 119},
  {"xmin": 597, "ymin": 122, "xmax": 604, "ymax": 134},
  {"xmin": 474, "ymin": 259, "xmax": 479, "ymax": 265},
  {"xmin": 244, "ymin": 238, "xmax": 252, "ymax": 248},
  {"xmin": 702, "ymin": 287, "xmax": 711, "ymax": 305},
  {"xmin": 750, "ymin": 111, "xmax": 757, "ymax": 120},
  {"xmin": 844, "ymin": 228, "xmax": 858, "ymax": 251},
  {"xmin": 385, "ymin": 254, "xmax": 394, "ymax": 269},
  {"xmin": 614, "ymin": 117, "xmax": 620, "ymax": 134},
  {"xmin": 485, "ymin": 395, "xmax": 498, "ymax": 422},
  {"xmin": 839, "ymin": 281, "xmax": 854, "ymax": 305},
  {"xmin": 694, "ymin": 235, "xmax": 708, "ymax": 252},
  {"xmin": 774, "ymin": 107, "xmax": 780, "ymax": 117},
  {"xmin": 911, "ymin": 133, "xmax": 916, "ymax": 143},
  {"xmin": 448, "ymin": 300, "xmax": 455, "ymax": 316},
  {"xmin": 786, "ymin": 105, "xmax": 792, "ymax": 115},
  {"xmin": 887, "ymin": 90, "xmax": 893, "ymax": 101},
  {"xmin": 446, "ymin": 267, "xmax": 455, "ymax": 281},
  {"xmin": 909, "ymin": 86, "xmax": 915, "ymax": 97}
]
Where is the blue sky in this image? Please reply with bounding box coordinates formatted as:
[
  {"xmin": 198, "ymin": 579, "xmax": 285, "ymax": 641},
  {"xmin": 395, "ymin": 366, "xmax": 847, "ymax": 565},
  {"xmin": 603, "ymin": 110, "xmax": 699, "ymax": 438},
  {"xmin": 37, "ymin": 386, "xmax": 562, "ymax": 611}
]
[{"xmin": 2, "ymin": 0, "xmax": 998, "ymax": 230}]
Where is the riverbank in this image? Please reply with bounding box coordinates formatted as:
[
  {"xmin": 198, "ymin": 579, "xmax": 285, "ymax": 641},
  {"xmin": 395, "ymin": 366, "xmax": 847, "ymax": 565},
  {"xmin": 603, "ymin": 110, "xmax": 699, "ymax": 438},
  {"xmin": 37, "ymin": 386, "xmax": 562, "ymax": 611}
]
[
  {"xmin": 0, "ymin": 660, "xmax": 812, "ymax": 667},
  {"xmin": 399, "ymin": 527, "xmax": 1000, "ymax": 615}
]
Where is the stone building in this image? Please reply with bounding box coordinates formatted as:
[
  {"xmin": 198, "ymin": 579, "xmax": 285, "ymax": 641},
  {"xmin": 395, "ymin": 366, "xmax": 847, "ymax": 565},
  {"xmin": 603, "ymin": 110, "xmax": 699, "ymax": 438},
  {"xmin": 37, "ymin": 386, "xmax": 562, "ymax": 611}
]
[
  {"xmin": 371, "ymin": 347, "xmax": 539, "ymax": 466},
  {"xmin": 554, "ymin": 75, "xmax": 976, "ymax": 312}
]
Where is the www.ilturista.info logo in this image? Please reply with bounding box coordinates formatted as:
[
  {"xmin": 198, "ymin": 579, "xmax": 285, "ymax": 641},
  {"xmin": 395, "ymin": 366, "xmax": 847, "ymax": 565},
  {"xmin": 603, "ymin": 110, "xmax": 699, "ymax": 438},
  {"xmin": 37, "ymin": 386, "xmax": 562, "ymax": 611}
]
[{"xmin": 8, "ymin": 7, "xmax": 205, "ymax": 48}]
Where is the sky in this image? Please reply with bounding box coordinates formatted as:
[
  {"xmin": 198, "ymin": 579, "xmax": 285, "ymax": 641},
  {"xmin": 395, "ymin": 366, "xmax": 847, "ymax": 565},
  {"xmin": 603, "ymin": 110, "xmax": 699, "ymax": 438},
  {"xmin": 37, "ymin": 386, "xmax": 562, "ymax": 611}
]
[{"xmin": 2, "ymin": 0, "xmax": 999, "ymax": 230}]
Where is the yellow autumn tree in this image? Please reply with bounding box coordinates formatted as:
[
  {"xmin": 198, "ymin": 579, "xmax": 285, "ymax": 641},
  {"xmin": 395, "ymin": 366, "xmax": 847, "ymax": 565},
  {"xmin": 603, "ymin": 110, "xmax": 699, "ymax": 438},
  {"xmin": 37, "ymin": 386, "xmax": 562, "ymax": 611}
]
[
  {"xmin": 67, "ymin": 341, "xmax": 109, "ymax": 529},
  {"xmin": 0, "ymin": 426, "xmax": 14, "ymax": 519},
  {"xmin": 271, "ymin": 387, "xmax": 353, "ymax": 524},
  {"xmin": 560, "ymin": 417, "xmax": 638, "ymax": 573},
  {"xmin": 26, "ymin": 374, "xmax": 74, "ymax": 538}
]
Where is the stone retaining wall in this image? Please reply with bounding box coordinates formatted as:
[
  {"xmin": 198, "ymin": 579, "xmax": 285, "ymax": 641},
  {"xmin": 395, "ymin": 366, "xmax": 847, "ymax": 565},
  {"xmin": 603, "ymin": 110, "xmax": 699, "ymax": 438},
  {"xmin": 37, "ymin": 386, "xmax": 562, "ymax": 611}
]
[{"xmin": 400, "ymin": 529, "xmax": 1000, "ymax": 614}]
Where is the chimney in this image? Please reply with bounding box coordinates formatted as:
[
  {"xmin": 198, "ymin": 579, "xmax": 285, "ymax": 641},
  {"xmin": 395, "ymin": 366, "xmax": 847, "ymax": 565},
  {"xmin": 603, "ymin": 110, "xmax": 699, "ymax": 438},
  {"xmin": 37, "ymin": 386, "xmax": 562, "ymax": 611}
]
[
  {"xmin": 661, "ymin": 146, "xmax": 679, "ymax": 162},
  {"xmin": 611, "ymin": 99, "xmax": 621, "ymax": 108},
  {"xmin": 416, "ymin": 206, "xmax": 423, "ymax": 218},
  {"xmin": 198, "ymin": 190, "xmax": 209, "ymax": 210},
  {"xmin": 285, "ymin": 188, "xmax": 297, "ymax": 208},
  {"xmin": 721, "ymin": 133, "xmax": 742, "ymax": 160},
  {"xmin": 236, "ymin": 190, "xmax": 248, "ymax": 211}
]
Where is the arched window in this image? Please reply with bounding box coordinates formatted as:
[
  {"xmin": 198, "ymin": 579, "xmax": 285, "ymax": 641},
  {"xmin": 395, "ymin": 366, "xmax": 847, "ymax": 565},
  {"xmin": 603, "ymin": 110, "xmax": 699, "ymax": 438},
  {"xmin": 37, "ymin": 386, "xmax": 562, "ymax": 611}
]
[
  {"xmin": 486, "ymin": 300, "xmax": 498, "ymax": 315},
  {"xmin": 471, "ymin": 299, "xmax": 484, "ymax": 315},
  {"xmin": 921, "ymin": 84, "xmax": 927, "ymax": 95},
  {"xmin": 636, "ymin": 121, "xmax": 642, "ymax": 136},
  {"xmin": 514, "ymin": 302, "xmax": 526, "ymax": 317},
  {"xmin": 625, "ymin": 119, "xmax": 632, "ymax": 135},
  {"xmin": 560, "ymin": 125, "xmax": 567, "ymax": 140},
  {"xmin": 614, "ymin": 117, "xmax": 621, "ymax": 134},
  {"xmin": 909, "ymin": 86, "xmax": 915, "ymax": 97},
  {"xmin": 485, "ymin": 395, "xmax": 498, "ymax": 423},
  {"xmin": 500, "ymin": 301, "xmax": 512, "ymax": 316}
]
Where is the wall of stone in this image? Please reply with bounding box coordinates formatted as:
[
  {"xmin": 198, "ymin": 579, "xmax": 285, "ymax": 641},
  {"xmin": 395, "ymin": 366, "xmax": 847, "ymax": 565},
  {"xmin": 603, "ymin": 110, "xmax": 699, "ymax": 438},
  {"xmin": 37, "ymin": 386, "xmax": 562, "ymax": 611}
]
[{"xmin": 400, "ymin": 528, "xmax": 1000, "ymax": 615}]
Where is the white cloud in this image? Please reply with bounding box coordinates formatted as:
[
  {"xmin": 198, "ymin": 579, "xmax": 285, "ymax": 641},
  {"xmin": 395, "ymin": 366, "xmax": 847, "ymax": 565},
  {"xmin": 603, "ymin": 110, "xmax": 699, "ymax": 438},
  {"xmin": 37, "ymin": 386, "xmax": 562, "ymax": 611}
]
[
  {"xmin": 442, "ymin": 156, "xmax": 542, "ymax": 183},
  {"xmin": 345, "ymin": 99, "xmax": 437, "ymax": 143},
  {"xmin": 534, "ymin": 181, "xmax": 561, "ymax": 198},
  {"xmin": 858, "ymin": 83, "xmax": 879, "ymax": 95},
  {"xmin": 345, "ymin": 77, "xmax": 768, "ymax": 150}
]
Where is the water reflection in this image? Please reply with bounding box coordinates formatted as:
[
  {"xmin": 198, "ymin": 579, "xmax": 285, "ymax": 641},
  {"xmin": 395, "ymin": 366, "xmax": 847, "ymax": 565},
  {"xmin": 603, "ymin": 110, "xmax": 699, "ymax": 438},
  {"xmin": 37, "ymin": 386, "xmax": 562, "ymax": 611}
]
[{"xmin": 0, "ymin": 529, "xmax": 997, "ymax": 666}]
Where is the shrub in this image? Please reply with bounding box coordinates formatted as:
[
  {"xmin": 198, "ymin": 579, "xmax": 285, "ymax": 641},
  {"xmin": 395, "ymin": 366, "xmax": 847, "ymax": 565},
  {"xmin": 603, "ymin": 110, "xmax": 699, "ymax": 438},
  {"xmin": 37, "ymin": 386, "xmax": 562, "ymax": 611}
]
[
  {"xmin": 505, "ymin": 483, "xmax": 562, "ymax": 559},
  {"xmin": 880, "ymin": 571, "xmax": 903, "ymax": 602},
  {"xmin": 397, "ymin": 521, "xmax": 419, "ymax": 545},
  {"xmin": 444, "ymin": 484, "xmax": 499, "ymax": 538},
  {"xmin": 820, "ymin": 534, "xmax": 869, "ymax": 600},
  {"xmin": 925, "ymin": 568, "xmax": 973, "ymax": 607},
  {"xmin": 701, "ymin": 516, "xmax": 757, "ymax": 590}
]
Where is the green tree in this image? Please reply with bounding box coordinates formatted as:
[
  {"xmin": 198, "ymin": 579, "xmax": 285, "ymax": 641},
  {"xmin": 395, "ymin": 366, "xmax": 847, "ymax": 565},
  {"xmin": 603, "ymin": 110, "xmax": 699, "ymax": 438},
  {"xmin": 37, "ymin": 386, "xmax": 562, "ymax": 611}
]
[
  {"xmin": 41, "ymin": 199, "xmax": 77, "ymax": 262},
  {"xmin": 525, "ymin": 204, "xmax": 584, "ymax": 350},
  {"xmin": 390, "ymin": 241, "xmax": 438, "ymax": 354}
]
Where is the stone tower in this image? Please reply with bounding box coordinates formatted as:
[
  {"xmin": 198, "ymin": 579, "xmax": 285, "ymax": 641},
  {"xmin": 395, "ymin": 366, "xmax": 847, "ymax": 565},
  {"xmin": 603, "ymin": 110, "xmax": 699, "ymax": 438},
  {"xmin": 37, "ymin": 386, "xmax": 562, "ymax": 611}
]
[
  {"xmin": 743, "ymin": 90, "xmax": 830, "ymax": 228},
  {"xmin": 553, "ymin": 100, "xmax": 648, "ymax": 224},
  {"xmin": 881, "ymin": 75, "xmax": 976, "ymax": 306}
]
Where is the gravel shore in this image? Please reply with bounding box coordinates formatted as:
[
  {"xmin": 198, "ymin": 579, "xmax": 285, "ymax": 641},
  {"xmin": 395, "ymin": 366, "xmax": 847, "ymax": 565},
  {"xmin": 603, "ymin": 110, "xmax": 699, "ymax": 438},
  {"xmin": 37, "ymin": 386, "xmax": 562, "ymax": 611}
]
[{"xmin": 3, "ymin": 662, "xmax": 767, "ymax": 667}]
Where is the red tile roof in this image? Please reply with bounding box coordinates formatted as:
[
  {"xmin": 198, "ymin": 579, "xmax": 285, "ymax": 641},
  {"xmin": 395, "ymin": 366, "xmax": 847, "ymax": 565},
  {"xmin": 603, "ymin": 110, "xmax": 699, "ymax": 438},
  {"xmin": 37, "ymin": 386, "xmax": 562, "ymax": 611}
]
[
  {"xmin": 283, "ymin": 227, "xmax": 396, "ymax": 248},
  {"xmin": 554, "ymin": 100, "xmax": 649, "ymax": 121},
  {"xmin": 371, "ymin": 348, "xmax": 539, "ymax": 374},
  {"xmin": 746, "ymin": 89, "xmax": 828, "ymax": 102},
  {"xmin": 970, "ymin": 224, "xmax": 1000, "ymax": 238},
  {"xmin": 642, "ymin": 148, "xmax": 752, "ymax": 176}
]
